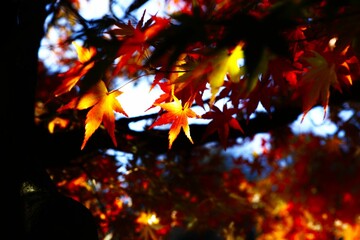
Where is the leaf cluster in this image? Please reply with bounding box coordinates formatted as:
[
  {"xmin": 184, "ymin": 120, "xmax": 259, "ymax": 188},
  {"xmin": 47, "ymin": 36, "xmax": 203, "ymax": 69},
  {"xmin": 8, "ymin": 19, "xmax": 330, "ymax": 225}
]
[{"xmin": 34, "ymin": 0, "xmax": 360, "ymax": 239}]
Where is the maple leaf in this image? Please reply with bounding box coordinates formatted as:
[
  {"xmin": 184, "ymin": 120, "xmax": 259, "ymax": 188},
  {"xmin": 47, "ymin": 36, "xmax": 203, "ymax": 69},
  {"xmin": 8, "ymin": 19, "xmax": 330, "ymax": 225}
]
[
  {"xmin": 149, "ymin": 92, "xmax": 199, "ymax": 149},
  {"xmin": 171, "ymin": 44, "xmax": 244, "ymax": 107},
  {"xmin": 147, "ymin": 54, "xmax": 189, "ymax": 111},
  {"xmin": 136, "ymin": 212, "xmax": 162, "ymax": 240},
  {"xmin": 143, "ymin": 15, "xmax": 171, "ymax": 40},
  {"xmin": 298, "ymin": 51, "xmax": 339, "ymax": 121},
  {"xmin": 202, "ymin": 105, "xmax": 244, "ymax": 149},
  {"xmin": 246, "ymin": 157, "xmax": 264, "ymax": 176},
  {"xmin": 57, "ymin": 80, "xmax": 128, "ymax": 150},
  {"xmin": 267, "ymin": 57, "xmax": 300, "ymax": 89},
  {"xmin": 208, "ymin": 44, "xmax": 244, "ymax": 105},
  {"xmin": 54, "ymin": 42, "xmax": 96, "ymax": 97},
  {"xmin": 146, "ymin": 81, "xmax": 172, "ymax": 111},
  {"xmin": 110, "ymin": 14, "xmax": 169, "ymax": 77},
  {"xmin": 47, "ymin": 117, "xmax": 70, "ymax": 133},
  {"xmin": 218, "ymin": 80, "xmax": 247, "ymax": 109},
  {"xmin": 245, "ymin": 75, "xmax": 276, "ymax": 121}
]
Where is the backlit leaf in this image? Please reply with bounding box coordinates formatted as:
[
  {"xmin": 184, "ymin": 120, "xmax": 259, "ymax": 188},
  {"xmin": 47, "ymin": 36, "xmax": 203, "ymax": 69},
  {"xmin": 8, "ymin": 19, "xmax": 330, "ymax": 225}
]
[
  {"xmin": 202, "ymin": 105, "xmax": 243, "ymax": 149},
  {"xmin": 208, "ymin": 44, "xmax": 244, "ymax": 105},
  {"xmin": 149, "ymin": 92, "xmax": 199, "ymax": 149},
  {"xmin": 54, "ymin": 42, "xmax": 96, "ymax": 97},
  {"xmin": 299, "ymin": 51, "xmax": 339, "ymax": 121},
  {"xmin": 57, "ymin": 80, "xmax": 128, "ymax": 149}
]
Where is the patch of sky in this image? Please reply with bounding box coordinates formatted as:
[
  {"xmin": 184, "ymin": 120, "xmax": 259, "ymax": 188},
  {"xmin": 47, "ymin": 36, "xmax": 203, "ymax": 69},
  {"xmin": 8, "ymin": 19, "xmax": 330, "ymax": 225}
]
[
  {"xmin": 278, "ymin": 156, "xmax": 293, "ymax": 168},
  {"xmin": 39, "ymin": 0, "xmax": 168, "ymax": 70},
  {"xmin": 102, "ymin": 148, "xmax": 134, "ymax": 207},
  {"xmin": 338, "ymin": 109, "xmax": 354, "ymax": 122},
  {"xmin": 336, "ymin": 109, "xmax": 354, "ymax": 139},
  {"xmin": 79, "ymin": 0, "xmax": 170, "ymax": 20},
  {"xmin": 105, "ymin": 148, "xmax": 134, "ymax": 174},
  {"xmin": 78, "ymin": 0, "xmax": 110, "ymax": 19},
  {"xmin": 290, "ymin": 106, "xmax": 337, "ymax": 137},
  {"xmin": 115, "ymin": 76, "xmax": 161, "ymax": 118},
  {"xmin": 223, "ymin": 105, "xmax": 344, "ymax": 167},
  {"xmin": 39, "ymin": 25, "xmax": 79, "ymax": 72},
  {"xmin": 225, "ymin": 133, "xmax": 271, "ymax": 162}
]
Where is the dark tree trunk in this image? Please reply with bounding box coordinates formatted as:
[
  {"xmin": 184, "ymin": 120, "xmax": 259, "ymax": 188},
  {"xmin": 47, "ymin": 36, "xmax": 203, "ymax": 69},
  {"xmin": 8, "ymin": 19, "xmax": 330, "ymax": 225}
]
[
  {"xmin": 5, "ymin": 1, "xmax": 51, "ymax": 238},
  {"xmin": 5, "ymin": 1, "xmax": 99, "ymax": 239}
]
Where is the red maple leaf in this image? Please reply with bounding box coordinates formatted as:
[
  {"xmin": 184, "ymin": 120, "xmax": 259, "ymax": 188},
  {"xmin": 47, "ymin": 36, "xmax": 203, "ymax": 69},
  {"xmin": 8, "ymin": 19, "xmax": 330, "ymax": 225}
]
[
  {"xmin": 54, "ymin": 42, "xmax": 96, "ymax": 97},
  {"xmin": 245, "ymin": 76, "xmax": 275, "ymax": 121},
  {"xmin": 202, "ymin": 105, "xmax": 244, "ymax": 149}
]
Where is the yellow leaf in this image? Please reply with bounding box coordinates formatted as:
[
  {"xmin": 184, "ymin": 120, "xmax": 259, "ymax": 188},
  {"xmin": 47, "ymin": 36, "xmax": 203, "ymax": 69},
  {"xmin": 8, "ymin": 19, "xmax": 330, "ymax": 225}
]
[
  {"xmin": 172, "ymin": 43, "xmax": 244, "ymax": 107},
  {"xmin": 227, "ymin": 44, "xmax": 244, "ymax": 82},
  {"xmin": 57, "ymin": 80, "xmax": 106, "ymax": 111},
  {"xmin": 83, "ymin": 89, "xmax": 127, "ymax": 149},
  {"xmin": 342, "ymin": 224, "xmax": 360, "ymax": 240},
  {"xmin": 208, "ymin": 43, "xmax": 244, "ymax": 105},
  {"xmin": 47, "ymin": 117, "xmax": 69, "ymax": 133},
  {"xmin": 72, "ymin": 41, "xmax": 96, "ymax": 63},
  {"xmin": 149, "ymin": 93, "xmax": 199, "ymax": 149},
  {"xmin": 208, "ymin": 51, "xmax": 228, "ymax": 104},
  {"xmin": 136, "ymin": 212, "xmax": 162, "ymax": 240},
  {"xmin": 57, "ymin": 80, "xmax": 128, "ymax": 150},
  {"xmin": 136, "ymin": 212, "xmax": 160, "ymax": 225}
]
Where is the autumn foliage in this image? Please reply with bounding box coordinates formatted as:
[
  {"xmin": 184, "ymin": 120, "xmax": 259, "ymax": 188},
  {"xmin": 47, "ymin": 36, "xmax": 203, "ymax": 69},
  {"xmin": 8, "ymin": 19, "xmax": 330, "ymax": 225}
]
[{"xmin": 34, "ymin": 0, "xmax": 360, "ymax": 239}]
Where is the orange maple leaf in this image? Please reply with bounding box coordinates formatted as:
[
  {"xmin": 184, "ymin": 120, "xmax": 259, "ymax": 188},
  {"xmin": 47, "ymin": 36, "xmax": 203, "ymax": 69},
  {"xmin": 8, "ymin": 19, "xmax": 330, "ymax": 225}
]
[
  {"xmin": 149, "ymin": 92, "xmax": 199, "ymax": 149},
  {"xmin": 57, "ymin": 80, "xmax": 128, "ymax": 150},
  {"xmin": 54, "ymin": 42, "xmax": 96, "ymax": 97}
]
